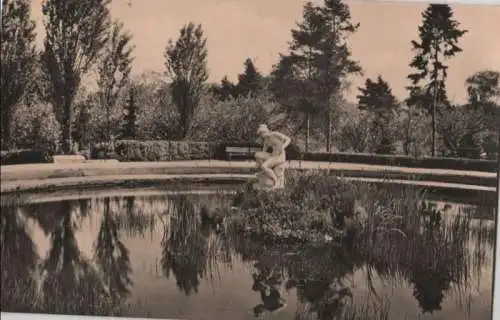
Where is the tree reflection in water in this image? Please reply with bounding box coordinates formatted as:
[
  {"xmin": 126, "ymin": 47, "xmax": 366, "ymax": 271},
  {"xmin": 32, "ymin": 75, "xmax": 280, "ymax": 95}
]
[
  {"xmin": 0, "ymin": 204, "xmax": 39, "ymax": 312},
  {"xmin": 228, "ymin": 205, "xmax": 492, "ymax": 319},
  {"xmin": 39, "ymin": 200, "xmax": 110, "ymax": 314},
  {"xmin": 160, "ymin": 195, "xmax": 221, "ymax": 295},
  {"xmin": 1, "ymin": 197, "xmax": 134, "ymax": 315},
  {"xmin": 1, "ymin": 193, "xmax": 494, "ymax": 319},
  {"xmin": 94, "ymin": 198, "xmax": 133, "ymax": 303}
]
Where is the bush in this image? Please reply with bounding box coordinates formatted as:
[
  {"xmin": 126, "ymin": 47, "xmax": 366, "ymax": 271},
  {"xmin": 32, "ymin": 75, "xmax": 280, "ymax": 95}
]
[
  {"xmin": 10, "ymin": 103, "xmax": 61, "ymax": 153},
  {"xmin": 190, "ymin": 94, "xmax": 276, "ymax": 141},
  {"xmin": 297, "ymin": 151, "xmax": 497, "ymax": 172},
  {"xmin": 91, "ymin": 140, "xmax": 217, "ymax": 161},
  {"xmin": 0, "ymin": 149, "xmax": 53, "ymax": 165},
  {"xmin": 213, "ymin": 141, "xmax": 302, "ymax": 161}
]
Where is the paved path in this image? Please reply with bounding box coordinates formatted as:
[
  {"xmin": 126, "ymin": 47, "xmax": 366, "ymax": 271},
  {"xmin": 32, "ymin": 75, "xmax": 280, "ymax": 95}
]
[
  {"xmin": 1, "ymin": 172, "xmax": 496, "ymax": 195},
  {"xmin": 1, "ymin": 160, "xmax": 496, "ymax": 177},
  {"xmin": 1, "ymin": 160, "xmax": 497, "ymax": 194}
]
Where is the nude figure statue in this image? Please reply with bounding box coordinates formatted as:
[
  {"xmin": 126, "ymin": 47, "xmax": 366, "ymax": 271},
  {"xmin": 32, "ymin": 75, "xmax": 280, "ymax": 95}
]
[{"xmin": 254, "ymin": 124, "xmax": 291, "ymax": 189}]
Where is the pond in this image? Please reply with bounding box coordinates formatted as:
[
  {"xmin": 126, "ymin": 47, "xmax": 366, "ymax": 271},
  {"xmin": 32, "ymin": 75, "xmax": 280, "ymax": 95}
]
[{"xmin": 0, "ymin": 184, "xmax": 496, "ymax": 320}]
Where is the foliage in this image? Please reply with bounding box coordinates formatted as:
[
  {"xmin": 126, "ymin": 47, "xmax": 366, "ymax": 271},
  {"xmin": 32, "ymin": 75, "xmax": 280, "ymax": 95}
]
[
  {"xmin": 235, "ymin": 58, "xmax": 263, "ymax": 97},
  {"xmin": 164, "ymin": 22, "xmax": 209, "ymax": 139},
  {"xmin": 0, "ymin": 0, "xmax": 495, "ymax": 163},
  {"xmin": 464, "ymin": 70, "xmax": 500, "ymax": 159},
  {"xmin": 357, "ymin": 76, "xmax": 400, "ymax": 154},
  {"xmin": 0, "ymin": 0, "xmax": 37, "ymax": 148},
  {"xmin": 10, "ymin": 103, "xmax": 61, "ymax": 153},
  {"xmin": 75, "ymin": 73, "xmax": 178, "ymax": 144},
  {"xmin": 269, "ymin": 2, "xmax": 327, "ymax": 151},
  {"xmin": 121, "ymin": 89, "xmax": 138, "ymax": 139},
  {"xmin": 0, "ymin": 149, "xmax": 53, "ymax": 165},
  {"xmin": 127, "ymin": 73, "xmax": 179, "ymax": 140},
  {"xmin": 210, "ymin": 75, "xmax": 237, "ymax": 101},
  {"xmin": 314, "ymin": 0, "xmax": 363, "ymax": 152},
  {"xmin": 438, "ymin": 105, "xmax": 484, "ymax": 158},
  {"xmin": 94, "ymin": 199, "xmax": 133, "ymax": 302},
  {"xmin": 466, "ymin": 70, "xmax": 500, "ymax": 105},
  {"xmin": 400, "ymin": 107, "xmax": 432, "ymax": 157},
  {"xmin": 91, "ymin": 140, "xmax": 216, "ymax": 161},
  {"xmin": 406, "ymin": 4, "xmax": 468, "ymax": 156},
  {"xmin": 190, "ymin": 93, "xmax": 275, "ymax": 142},
  {"xmin": 335, "ymin": 113, "xmax": 370, "ymax": 153},
  {"xmin": 97, "ymin": 20, "xmax": 135, "ymax": 142},
  {"xmin": 42, "ymin": 0, "xmax": 112, "ymax": 153}
]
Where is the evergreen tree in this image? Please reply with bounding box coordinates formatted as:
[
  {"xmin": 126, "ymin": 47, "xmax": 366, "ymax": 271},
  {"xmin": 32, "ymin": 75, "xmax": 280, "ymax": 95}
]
[
  {"xmin": 357, "ymin": 76, "xmax": 399, "ymax": 117},
  {"xmin": 211, "ymin": 75, "xmax": 236, "ymax": 101},
  {"xmin": 272, "ymin": 0, "xmax": 361, "ymax": 152},
  {"xmin": 122, "ymin": 89, "xmax": 137, "ymax": 139},
  {"xmin": 406, "ymin": 4, "xmax": 467, "ymax": 156},
  {"xmin": 235, "ymin": 58, "xmax": 263, "ymax": 97},
  {"xmin": 164, "ymin": 22, "xmax": 209, "ymax": 139},
  {"xmin": 42, "ymin": 0, "xmax": 112, "ymax": 153},
  {"xmin": 315, "ymin": 0, "xmax": 363, "ymax": 152},
  {"xmin": 286, "ymin": 2, "xmax": 325, "ymax": 151},
  {"xmin": 0, "ymin": 0, "xmax": 37, "ymax": 148},
  {"xmin": 357, "ymin": 76, "xmax": 399, "ymax": 154}
]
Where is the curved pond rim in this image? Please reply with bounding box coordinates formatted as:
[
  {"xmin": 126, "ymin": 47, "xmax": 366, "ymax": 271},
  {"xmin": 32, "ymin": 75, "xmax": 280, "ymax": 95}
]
[
  {"xmin": 0, "ymin": 177, "xmax": 496, "ymax": 207},
  {"xmin": 2, "ymin": 187, "xmax": 238, "ymax": 205}
]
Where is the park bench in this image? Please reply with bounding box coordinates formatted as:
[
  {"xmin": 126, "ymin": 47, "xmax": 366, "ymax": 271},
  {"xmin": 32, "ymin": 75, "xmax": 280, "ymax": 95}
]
[{"xmin": 224, "ymin": 145, "xmax": 262, "ymax": 161}]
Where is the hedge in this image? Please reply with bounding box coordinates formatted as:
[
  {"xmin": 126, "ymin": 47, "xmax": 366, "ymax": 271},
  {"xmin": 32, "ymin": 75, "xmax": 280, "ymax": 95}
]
[
  {"xmin": 91, "ymin": 140, "xmax": 218, "ymax": 161},
  {"xmin": 298, "ymin": 152, "xmax": 498, "ymax": 173},
  {"xmin": 0, "ymin": 149, "xmax": 53, "ymax": 165},
  {"xmin": 213, "ymin": 141, "xmax": 302, "ymax": 161},
  {"xmin": 1, "ymin": 141, "xmax": 496, "ymax": 174}
]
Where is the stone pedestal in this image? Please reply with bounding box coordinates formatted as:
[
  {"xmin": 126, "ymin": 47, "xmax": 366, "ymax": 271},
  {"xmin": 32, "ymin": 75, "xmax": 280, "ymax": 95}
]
[{"xmin": 254, "ymin": 163, "xmax": 286, "ymax": 190}]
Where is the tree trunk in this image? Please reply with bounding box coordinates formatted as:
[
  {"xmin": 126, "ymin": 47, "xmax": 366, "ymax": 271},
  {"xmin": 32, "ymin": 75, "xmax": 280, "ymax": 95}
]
[
  {"xmin": 62, "ymin": 99, "xmax": 74, "ymax": 154},
  {"xmin": 1, "ymin": 110, "xmax": 12, "ymax": 150},
  {"xmin": 404, "ymin": 109, "xmax": 412, "ymax": 156},
  {"xmin": 305, "ymin": 114, "xmax": 310, "ymax": 153},
  {"xmin": 106, "ymin": 104, "xmax": 111, "ymax": 143},
  {"xmin": 326, "ymin": 107, "xmax": 331, "ymax": 153},
  {"xmin": 431, "ymin": 103, "xmax": 436, "ymax": 157}
]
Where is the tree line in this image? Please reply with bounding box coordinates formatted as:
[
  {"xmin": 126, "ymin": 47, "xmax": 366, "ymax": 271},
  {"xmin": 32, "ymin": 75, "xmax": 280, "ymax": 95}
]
[{"xmin": 1, "ymin": 0, "xmax": 498, "ymax": 159}]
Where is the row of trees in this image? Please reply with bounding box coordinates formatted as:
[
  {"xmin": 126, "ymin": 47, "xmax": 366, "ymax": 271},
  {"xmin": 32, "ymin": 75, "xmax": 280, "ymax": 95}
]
[{"xmin": 1, "ymin": 0, "xmax": 498, "ymax": 158}]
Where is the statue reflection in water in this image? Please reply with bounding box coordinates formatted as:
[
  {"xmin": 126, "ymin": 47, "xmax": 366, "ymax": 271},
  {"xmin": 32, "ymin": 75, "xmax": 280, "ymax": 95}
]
[{"xmin": 251, "ymin": 261, "xmax": 286, "ymax": 318}]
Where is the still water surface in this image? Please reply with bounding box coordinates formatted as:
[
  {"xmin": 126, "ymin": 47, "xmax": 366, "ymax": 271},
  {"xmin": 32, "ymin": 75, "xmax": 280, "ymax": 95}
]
[{"xmin": 0, "ymin": 191, "xmax": 496, "ymax": 320}]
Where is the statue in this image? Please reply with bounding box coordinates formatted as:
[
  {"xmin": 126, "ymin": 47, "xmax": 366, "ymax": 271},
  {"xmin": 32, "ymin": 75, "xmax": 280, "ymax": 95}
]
[{"xmin": 254, "ymin": 124, "xmax": 291, "ymax": 189}]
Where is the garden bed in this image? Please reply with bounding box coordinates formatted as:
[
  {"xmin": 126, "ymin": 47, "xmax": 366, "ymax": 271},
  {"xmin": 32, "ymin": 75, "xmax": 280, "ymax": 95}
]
[{"xmin": 221, "ymin": 171, "xmax": 460, "ymax": 246}]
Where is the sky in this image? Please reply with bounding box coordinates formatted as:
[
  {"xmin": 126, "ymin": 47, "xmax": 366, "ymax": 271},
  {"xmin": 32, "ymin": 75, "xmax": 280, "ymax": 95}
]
[{"xmin": 30, "ymin": 0, "xmax": 500, "ymax": 104}]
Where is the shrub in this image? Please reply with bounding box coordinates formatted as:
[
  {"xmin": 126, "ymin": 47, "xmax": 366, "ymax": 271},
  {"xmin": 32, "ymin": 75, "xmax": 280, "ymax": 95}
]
[
  {"xmin": 10, "ymin": 103, "xmax": 61, "ymax": 153},
  {"xmin": 190, "ymin": 94, "xmax": 275, "ymax": 142},
  {"xmin": 91, "ymin": 140, "xmax": 216, "ymax": 161},
  {"xmin": 213, "ymin": 141, "xmax": 302, "ymax": 161},
  {"xmin": 0, "ymin": 149, "xmax": 53, "ymax": 165},
  {"xmin": 297, "ymin": 151, "xmax": 497, "ymax": 172},
  {"xmin": 227, "ymin": 172, "xmax": 361, "ymax": 243}
]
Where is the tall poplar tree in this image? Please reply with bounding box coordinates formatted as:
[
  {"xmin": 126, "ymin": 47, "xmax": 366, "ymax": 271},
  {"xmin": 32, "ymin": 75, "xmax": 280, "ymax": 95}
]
[
  {"xmin": 164, "ymin": 22, "xmax": 209, "ymax": 139},
  {"xmin": 42, "ymin": 0, "xmax": 111, "ymax": 153}
]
